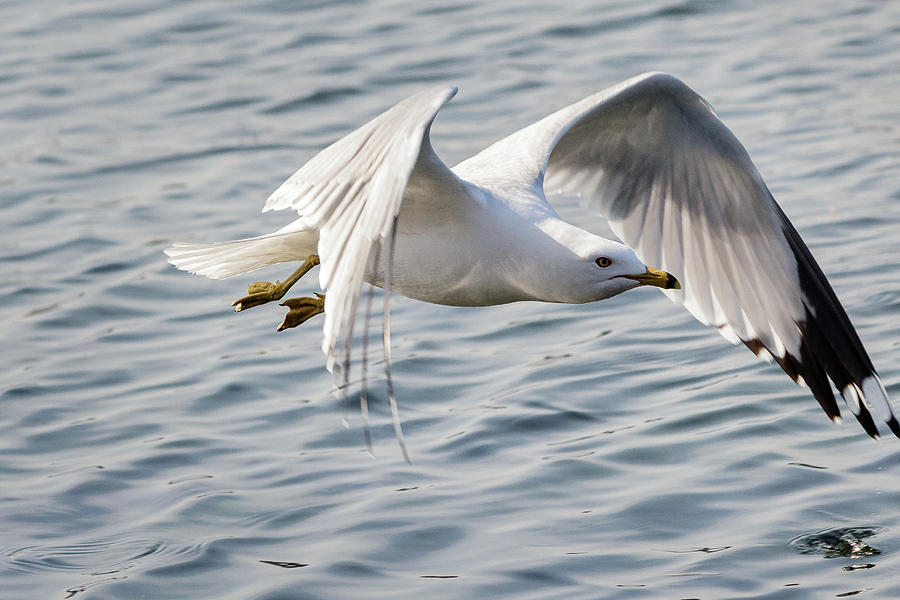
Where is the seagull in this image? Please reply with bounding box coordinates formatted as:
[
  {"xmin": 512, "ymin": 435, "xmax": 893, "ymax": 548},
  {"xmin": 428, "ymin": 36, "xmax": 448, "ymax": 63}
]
[{"xmin": 166, "ymin": 72, "xmax": 897, "ymax": 458}]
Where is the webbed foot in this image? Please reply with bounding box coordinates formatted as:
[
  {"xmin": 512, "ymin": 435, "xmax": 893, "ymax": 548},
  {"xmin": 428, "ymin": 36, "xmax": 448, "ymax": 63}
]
[
  {"xmin": 277, "ymin": 293, "xmax": 325, "ymax": 331},
  {"xmin": 232, "ymin": 280, "xmax": 282, "ymax": 312},
  {"xmin": 230, "ymin": 255, "xmax": 319, "ymax": 312}
]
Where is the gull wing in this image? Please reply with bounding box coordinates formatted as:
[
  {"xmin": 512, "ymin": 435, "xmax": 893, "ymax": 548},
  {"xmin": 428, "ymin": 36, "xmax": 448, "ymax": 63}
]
[
  {"xmin": 263, "ymin": 86, "xmax": 460, "ymax": 457},
  {"xmin": 470, "ymin": 72, "xmax": 897, "ymax": 438}
]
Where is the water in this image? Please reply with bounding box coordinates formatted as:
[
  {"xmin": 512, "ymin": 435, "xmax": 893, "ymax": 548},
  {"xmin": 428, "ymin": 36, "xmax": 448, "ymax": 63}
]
[{"xmin": 3, "ymin": 1, "xmax": 900, "ymax": 598}]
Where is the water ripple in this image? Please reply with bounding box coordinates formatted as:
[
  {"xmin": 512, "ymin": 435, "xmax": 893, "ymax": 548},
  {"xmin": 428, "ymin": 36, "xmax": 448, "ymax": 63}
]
[{"xmin": 263, "ymin": 86, "xmax": 364, "ymax": 115}]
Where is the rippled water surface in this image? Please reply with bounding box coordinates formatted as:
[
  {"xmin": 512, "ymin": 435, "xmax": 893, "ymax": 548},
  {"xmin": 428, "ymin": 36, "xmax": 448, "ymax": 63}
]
[{"xmin": 3, "ymin": 1, "xmax": 900, "ymax": 598}]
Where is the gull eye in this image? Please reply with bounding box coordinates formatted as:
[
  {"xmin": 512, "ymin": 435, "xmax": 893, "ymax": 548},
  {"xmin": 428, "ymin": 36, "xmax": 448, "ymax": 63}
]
[{"xmin": 595, "ymin": 256, "xmax": 612, "ymax": 268}]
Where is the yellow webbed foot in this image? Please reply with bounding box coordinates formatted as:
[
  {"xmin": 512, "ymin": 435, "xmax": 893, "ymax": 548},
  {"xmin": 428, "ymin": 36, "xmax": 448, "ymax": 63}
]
[
  {"xmin": 230, "ymin": 255, "xmax": 320, "ymax": 312},
  {"xmin": 277, "ymin": 293, "xmax": 325, "ymax": 331},
  {"xmin": 233, "ymin": 281, "xmax": 279, "ymax": 312}
]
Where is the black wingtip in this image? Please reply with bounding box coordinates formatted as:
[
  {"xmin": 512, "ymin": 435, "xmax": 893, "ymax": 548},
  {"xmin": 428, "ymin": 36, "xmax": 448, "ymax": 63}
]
[
  {"xmin": 771, "ymin": 206, "xmax": 895, "ymax": 441},
  {"xmin": 887, "ymin": 416, "xmax": 900, "ymax": 439},
  {"xmin": 853, "ymin": 403, "xmax": 881, "ymax": 440}
]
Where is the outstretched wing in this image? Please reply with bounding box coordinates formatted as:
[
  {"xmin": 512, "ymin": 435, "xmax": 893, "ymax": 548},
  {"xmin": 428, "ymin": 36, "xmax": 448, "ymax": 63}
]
[
  {"xmin": 469, "ymin": 72, "xmax": 897, "ymax": 438},
  {"xmin": 263, "ymin": 86, "xmax": 460, "ymax": 457}
]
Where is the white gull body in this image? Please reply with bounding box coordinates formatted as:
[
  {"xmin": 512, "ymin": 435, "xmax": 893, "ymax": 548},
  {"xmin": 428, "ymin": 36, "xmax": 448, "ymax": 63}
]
[{"xmin": 167, "ymin": 73, "xmax": 898, "ymax": 451}]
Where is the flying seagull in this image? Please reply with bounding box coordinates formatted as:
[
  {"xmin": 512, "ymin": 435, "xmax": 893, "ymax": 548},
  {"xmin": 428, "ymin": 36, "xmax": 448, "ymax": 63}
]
[{"xmin": 166, "ymin": 72, "xmax": 897, "ymax": 458}]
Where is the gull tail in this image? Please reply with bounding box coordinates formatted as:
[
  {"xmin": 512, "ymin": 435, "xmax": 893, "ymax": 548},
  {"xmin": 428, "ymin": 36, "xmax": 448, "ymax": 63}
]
[{"xmin": 165, "ymin": 225, "xmax": 318, "ymax": 280}]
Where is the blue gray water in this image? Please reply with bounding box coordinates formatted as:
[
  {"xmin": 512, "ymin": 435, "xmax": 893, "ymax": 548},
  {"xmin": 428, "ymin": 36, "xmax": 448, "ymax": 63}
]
[{"xmin": 3, "ymin": 1, "xmax": 900, "ymax": 598}]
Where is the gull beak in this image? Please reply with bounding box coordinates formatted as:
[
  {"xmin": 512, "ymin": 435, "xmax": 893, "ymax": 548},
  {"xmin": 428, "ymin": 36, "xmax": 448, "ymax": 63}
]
[{"xmin": 623, "ymin": 266, "xmax": 681, "ymax": 290}]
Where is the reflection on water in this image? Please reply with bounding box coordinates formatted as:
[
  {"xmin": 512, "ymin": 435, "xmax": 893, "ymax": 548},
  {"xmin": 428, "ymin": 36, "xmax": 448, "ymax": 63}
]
[{"xmin": 2, "ymin": 0, "xmax": 900, "ymax": 599}]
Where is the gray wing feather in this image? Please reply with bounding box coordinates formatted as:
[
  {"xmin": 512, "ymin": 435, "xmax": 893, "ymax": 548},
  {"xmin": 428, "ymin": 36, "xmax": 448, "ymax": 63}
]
[{"xmin": 483, "ymin": 72, "xmax": 896, "ymax": 437}]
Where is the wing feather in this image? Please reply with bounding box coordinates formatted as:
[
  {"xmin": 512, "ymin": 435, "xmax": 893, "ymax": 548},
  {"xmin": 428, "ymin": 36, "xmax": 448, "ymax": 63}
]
[
  {"xmin": 469, "ymin": 72, "xmax": 896, "ymax": 437},
  {"xmin": 262, "ymin": 86, "xmax": 459, "ymax": 425}
]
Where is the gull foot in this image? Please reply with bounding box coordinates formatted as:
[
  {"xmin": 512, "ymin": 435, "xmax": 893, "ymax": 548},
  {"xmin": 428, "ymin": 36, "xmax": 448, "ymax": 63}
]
[
  {"xmin": 232, "ymin": 280, "xmax": 280, "ymax": 312},
  {"xmin": 278, "ymin": 293, "xmax": 325, "ymax": 331},
  {"xmin": 230, "ymin": 255, "xmax": 320, "ymax": 312}
]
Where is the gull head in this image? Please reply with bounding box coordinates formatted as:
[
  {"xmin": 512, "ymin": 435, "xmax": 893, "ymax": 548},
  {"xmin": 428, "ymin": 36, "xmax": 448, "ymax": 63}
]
[
  {"xmin": 585, "ymin": 241, "xmax": 680, "ymax": 301},
  {"xmin": 541, "ymin": 221, "xmax": 680, "ymax": 303}
]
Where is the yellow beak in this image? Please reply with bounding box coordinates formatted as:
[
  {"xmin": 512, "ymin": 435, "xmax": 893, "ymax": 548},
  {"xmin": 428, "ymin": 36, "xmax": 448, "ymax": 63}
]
[{"xmin": 623, "ymin": 266, "xmax": 681, "ymax": 290}]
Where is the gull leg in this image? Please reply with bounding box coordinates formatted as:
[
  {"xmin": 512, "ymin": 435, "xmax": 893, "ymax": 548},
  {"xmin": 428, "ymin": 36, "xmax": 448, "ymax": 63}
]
[
  {"xmin": 278, "ymin": 293, "xmax": 325, "ymax": 331},
  {"xmin": 232, "ymin": 255, "xmax": 319, "ymax": 312}
]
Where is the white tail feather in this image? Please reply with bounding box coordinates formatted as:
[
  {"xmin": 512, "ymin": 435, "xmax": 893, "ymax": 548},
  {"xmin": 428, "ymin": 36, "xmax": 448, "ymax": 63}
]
[{"xmin": 165, "ymin": 226, "xmax": 318, "ymax": 280}]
